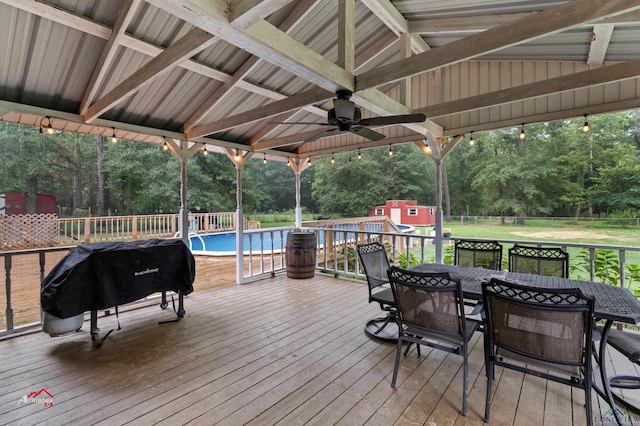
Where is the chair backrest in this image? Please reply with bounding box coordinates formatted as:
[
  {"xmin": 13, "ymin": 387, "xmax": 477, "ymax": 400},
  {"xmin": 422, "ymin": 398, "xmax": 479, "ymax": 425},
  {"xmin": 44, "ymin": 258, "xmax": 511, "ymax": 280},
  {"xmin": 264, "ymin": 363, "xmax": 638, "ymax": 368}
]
[
  {"xmin": 357, "ymin": 241, "xmax": 391, "ymax": 292},
  {"xmin": 387, "ymin": 266, "xmax": 465, "ymax": 338},
  {"xmin": 454, "ymin": 239, "xmax": 503, "ymax": 270},
  {"xmin": 482, "ymin": 278, "xmax": 594, "ymax": 367},
  {"xmin": 508, "ymin": 244, "xmax": 569, "ymax": 277}
]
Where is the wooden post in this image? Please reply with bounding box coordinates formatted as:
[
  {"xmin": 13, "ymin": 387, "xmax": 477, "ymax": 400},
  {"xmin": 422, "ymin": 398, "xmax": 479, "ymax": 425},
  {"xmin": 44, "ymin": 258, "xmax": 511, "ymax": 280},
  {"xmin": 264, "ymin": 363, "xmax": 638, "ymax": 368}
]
[
  {"xmin": 132, "ymin": 215, "xmax": 138, "ymax": 240},
  {"xmin": 84, "ymin": 218, "xmax": 91, "ymax": 243}
]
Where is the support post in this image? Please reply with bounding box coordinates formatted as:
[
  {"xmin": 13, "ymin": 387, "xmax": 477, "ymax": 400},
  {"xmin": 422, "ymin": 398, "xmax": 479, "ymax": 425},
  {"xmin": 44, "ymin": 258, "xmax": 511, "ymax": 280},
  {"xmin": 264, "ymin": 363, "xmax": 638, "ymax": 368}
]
[
  {"xmin": 289, "ymin": 158, "xmax": 310, "ymax": 229},
  {"xmin": 224, "ymin": 149, "xmax": 253, "ymax": 285},
  {"xmin": 163, "ymin": 137, "xmax": 202, "ymax": 246}
]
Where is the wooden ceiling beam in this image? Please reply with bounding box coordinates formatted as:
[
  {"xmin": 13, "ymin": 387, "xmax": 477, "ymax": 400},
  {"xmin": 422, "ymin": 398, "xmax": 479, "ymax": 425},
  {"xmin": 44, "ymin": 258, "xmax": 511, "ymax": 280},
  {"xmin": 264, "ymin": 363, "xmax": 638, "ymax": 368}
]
[
  {"xmin": 252, "ymin": 129, "xmax": 323, "ymax": 150},
  {"xmin": 79, "ymin": 0, "xmax": 143, "ymax": 116},
  {"xmin": 587, "ymin": 24, "xmax": 615, "ymax": 65},
  {"xmin": 229, "ymin": 0, "xmax": 298, "ymax": 29},
  {"xmin": 183, "ymin": 0, "xmax": 322, "ymax": 131},
  {"xmin": 186, "ymin": 87, "xmax": 334, "ymax": 139},
  {"xmin": 357, "ymin": 0, "xmax": 640, "ymax": 89},
  {"xmin": 338, "ymin": 0, "xmax": 355, "ymax": 73},
  {"xmin": 408, "ymin": 10, "xmax": 640, "ymax": 35},
  {"xmin": 0, "ymin": 0, "xmax": 325, "ymax": 110},
  {"xmin": 150, "ymin": 0, "xmax": 354, "ymax": 93},
  {"xmin": 415, "ymin": 59, "xmax": 640, "ymax": 119},
  {"xmin": 445, "ymin": 96, "xmax": 640, "ymax": 137},
  {"xmin": 298, "ymin": 134, "xmax": 424, "ymax": 158},
  {"xmin": 84, "ymin": 28, "xmax": 218, "ymax": 122}
]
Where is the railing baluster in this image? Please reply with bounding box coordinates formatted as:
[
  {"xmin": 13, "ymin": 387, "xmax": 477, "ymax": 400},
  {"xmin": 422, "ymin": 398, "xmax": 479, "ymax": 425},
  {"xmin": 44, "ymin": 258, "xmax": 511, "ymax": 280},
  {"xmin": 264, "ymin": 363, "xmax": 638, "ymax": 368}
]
[
  {"xmin": 620, "ymin": 249, "xmax": 626, "ymax": 288},
  {"xmin": 4, "ymin": 255, "xmax": 14, "ymax": 330}
]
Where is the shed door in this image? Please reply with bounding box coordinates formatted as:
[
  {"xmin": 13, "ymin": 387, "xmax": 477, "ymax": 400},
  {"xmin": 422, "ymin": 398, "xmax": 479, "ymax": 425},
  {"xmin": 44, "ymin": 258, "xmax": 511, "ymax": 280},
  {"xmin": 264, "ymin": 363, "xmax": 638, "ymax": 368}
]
[{"xmin": 390, "ymin": 208, "xmax": 401, "ymax": 224}]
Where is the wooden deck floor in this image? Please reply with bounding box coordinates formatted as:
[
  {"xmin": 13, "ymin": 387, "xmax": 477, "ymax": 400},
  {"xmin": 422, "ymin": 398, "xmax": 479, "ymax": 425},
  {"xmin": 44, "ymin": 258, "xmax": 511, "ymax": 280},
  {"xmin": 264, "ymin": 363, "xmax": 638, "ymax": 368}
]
[{"xmin": 1, "ymin": 273, "xmax": 639, "ymax": 425}]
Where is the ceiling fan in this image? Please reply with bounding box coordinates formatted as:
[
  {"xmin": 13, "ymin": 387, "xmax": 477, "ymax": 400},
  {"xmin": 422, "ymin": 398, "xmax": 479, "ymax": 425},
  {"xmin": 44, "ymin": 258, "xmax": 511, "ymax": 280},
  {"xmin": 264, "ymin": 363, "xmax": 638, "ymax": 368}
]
[{"xmin": 276, "ymin": 90, "xmax": 426, "ymax": 142}]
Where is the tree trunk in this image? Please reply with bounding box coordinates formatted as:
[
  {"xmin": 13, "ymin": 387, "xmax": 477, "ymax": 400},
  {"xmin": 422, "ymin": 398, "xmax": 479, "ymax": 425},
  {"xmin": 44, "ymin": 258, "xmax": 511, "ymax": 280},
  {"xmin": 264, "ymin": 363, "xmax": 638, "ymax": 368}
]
[
  {"xmin": 96, "ymin": 135, "xmax": 106, "ymax": 216},
  {"xmin": 26, "ymin": 175, "xmax": 38, "ymax": 214},
  {"xmin": 72, "ymin": 142, "xmax": 82, "ymax": 214},
  {"xmin": 441, "ymin": 158, "xmax": 451, "ymax": 220}
]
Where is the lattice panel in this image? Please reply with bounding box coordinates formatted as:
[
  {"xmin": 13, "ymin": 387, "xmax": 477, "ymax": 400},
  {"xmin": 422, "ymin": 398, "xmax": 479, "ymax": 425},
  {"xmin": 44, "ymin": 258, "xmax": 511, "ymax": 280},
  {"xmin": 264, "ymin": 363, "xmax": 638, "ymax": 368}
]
[{"xmin": 0, "ymin": 214, "xmax": 58, "ymax": 250}]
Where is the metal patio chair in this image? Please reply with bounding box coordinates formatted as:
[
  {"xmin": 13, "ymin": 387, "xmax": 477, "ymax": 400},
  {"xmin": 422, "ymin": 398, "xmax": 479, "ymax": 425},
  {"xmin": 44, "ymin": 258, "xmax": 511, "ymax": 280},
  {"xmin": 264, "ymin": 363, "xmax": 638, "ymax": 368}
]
[
  {"xmin": 454, "ymin": 239, "xmax": 503, "ymax": 270},
  {"xmin": 454, "ymin": 239, "xmax": 503, "ymax": 329},
  {"xmin": 508, "ymin": 244, "xmax": 569, "ymax": 278},
  {"xmin": 482, "ymin": 278, "xmax": 595, "ymax": 425},
  {"xmin": 388, "ymin": 266, "xmax": 477, "ymax": 416},
  {"xmin": 357, "ymin": 241, "xmax": 397, "ymax": 340}
]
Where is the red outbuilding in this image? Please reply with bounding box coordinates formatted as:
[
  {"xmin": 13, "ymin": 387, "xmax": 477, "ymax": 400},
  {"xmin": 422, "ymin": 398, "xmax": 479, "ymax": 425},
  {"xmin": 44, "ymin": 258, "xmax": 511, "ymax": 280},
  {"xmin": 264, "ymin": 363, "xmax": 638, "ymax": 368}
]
[
  {"xmin": 368, "ymin": 200, "xmax": 436, "ymax": 226},
  {"xmin": 0, "ymin": 191, "xmax": 57, "ymax": 215}
]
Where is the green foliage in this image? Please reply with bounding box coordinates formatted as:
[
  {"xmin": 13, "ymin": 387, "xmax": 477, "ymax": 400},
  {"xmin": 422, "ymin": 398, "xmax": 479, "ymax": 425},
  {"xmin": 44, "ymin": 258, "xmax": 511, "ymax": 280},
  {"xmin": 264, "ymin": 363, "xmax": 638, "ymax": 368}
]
[
  {"xmin": 1, "ymin": 110, "xmax": 640, "ymax": 220},
  {"xmin": 397, "ymin": 251, "xmax": 419, "ymax": 268},
  {"xmin": 573, "ymin": 249, "xmax": 631, "ymax": 287},
  {"xmin": 627, "ymin": 264, "xmax": 640, "ymax": 297},
  {"xmin": 443, "ymin": 245, "xmax": 455, "ymax": 265},
  {"xmin": 311, "ymin": 145, "xmax": 434, "ymax": 216}
]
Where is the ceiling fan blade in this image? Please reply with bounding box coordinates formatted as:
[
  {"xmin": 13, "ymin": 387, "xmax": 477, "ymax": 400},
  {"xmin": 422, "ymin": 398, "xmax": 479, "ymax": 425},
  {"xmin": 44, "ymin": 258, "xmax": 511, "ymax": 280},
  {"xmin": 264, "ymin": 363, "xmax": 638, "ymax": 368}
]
[
  {"xmin": 270, "ymin": 121, "xmax": 333, "ymax": 126},
  {"xmin": 304, "ymin": 127, "xmax": 343, "ymax": 142},
  {"xmin": 357, "ymin": 113, "xmax": 426, "ymax": 127},
  {"xmin": 333, "ymin": 98, "xmax": 355, "ymax": 121},
  {"xmin": 350, "ymin": 126, "xmax": 385, "ymax": 141}
]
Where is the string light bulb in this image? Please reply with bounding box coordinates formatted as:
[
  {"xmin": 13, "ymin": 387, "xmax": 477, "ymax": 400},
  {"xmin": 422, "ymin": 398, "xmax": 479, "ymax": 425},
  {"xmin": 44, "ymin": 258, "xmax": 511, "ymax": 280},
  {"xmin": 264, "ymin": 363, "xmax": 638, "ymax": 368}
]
[
  {"xmin": 235, "ymin": 152, "xmax": 241, "ymax": 162},
  {"xmin": 263, "ymin": 154, "xmax": 267, "ymax": 164},
  {"xmin": 202, "ymin": 146, "xmax": 208, "ymax": 156},
  {"xmin": 331, "ymin": 154, "xmax": 335, "ymax": 164},
  {"xmin": 287, "ymin": 159, "xmax": 291, "ymax": 167},
  {"xmin": 388, "ymin": 145, "xmax": 393, "ymax": 156},
  {"xmin": 519, "ymin": 124, "xmax": 526, "ymax": 141},
  {"xmin": 163, "ymin": 141, "xmax": 169, "ymax": 151},
  {"xmin": 110, "ymin": 128, "xmax": 117, "ymax": 143},
  {"xmin": 582, "ymin": 115, "xmax": 589, "ymax": 133},
  {"xmin": 469, "ymin": 132, "xmax": 475, "ymax": 146},
  {"xmin": 39, "ymin": 116, "xmax": 54, "ymax": 135},
  {"xmin": 308, "ymin": 157, "xmax": 312, "ymax": 165},
  {"xmin": 357, "ymin": 150, "xmax": 361, "ymax": 160}
]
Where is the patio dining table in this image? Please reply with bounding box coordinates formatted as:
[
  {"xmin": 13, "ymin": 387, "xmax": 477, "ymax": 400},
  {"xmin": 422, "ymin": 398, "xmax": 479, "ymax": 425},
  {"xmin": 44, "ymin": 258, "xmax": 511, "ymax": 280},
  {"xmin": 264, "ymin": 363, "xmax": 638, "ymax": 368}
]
[{"xmin": 412, "ymin": 263, "xmax": 640, "ymax": 422}]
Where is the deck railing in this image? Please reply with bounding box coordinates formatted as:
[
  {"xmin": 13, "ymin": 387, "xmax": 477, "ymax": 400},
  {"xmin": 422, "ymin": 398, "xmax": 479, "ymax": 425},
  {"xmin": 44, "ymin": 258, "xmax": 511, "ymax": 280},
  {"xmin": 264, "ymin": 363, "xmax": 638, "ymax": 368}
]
[
  {"xmin": 3, "ymin": 221, "xmax": 640, "ymax": 338},
  {"xmin": 242, "ymin": 226, "xmax": 640, "ymax": 291},
  {"xmin": 56, "ymin": 212, "xmax": 257, "ymax": 245}
]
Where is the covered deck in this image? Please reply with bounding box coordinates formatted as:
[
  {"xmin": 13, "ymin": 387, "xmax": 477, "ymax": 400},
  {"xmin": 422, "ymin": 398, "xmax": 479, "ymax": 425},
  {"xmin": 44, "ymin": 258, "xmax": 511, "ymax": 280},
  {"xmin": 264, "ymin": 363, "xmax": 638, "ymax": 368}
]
[{"xmin": 1, "ymin": 272, "xmax": 635, "ymax": 425}]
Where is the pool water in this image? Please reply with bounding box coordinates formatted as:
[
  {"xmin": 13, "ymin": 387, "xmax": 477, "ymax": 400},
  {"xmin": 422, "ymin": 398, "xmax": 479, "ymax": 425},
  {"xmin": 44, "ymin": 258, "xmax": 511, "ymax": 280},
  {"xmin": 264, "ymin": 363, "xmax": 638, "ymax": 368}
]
[{"xmin": 189, "ymin": 224, "xmax": 414, "ymax": 256}]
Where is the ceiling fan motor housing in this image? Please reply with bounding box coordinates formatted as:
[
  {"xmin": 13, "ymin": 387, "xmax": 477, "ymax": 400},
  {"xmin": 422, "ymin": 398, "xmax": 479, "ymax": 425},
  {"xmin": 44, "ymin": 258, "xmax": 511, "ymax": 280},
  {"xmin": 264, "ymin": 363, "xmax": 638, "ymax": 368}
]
[{"xmin": 328, "ymin": 106, "xmax": 361, "ymax": 126}]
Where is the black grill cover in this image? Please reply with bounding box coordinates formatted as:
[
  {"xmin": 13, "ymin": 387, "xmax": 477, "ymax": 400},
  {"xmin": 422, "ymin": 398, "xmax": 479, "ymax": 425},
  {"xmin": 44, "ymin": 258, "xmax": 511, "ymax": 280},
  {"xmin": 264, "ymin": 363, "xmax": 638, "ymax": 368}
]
[{"xmin": 41, "ymin": 238, "xmax": 195, "ymax": 318}]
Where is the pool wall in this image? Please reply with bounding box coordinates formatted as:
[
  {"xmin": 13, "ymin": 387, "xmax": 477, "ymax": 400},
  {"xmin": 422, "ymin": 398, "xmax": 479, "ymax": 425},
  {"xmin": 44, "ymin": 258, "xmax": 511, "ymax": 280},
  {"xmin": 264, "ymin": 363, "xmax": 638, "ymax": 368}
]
[{"xmin": 189, "ymin": 224, "xmax": 414, "ymax": 256}]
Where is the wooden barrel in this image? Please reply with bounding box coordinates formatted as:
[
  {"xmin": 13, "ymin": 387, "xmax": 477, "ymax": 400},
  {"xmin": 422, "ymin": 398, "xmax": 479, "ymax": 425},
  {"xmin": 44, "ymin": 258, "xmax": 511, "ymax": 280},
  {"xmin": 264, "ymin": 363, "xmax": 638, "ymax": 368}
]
[{"xmin": 286, "ymin": 232, "xmax": 317, "ymax": 279}]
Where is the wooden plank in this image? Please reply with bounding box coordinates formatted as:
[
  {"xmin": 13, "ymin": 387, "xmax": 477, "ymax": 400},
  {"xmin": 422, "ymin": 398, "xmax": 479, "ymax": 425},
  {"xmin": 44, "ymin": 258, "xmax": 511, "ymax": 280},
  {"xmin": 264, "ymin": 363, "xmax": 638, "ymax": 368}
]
[{"xmin": 0, "ymin": 273, "xmax": 634, "ymax": 425}]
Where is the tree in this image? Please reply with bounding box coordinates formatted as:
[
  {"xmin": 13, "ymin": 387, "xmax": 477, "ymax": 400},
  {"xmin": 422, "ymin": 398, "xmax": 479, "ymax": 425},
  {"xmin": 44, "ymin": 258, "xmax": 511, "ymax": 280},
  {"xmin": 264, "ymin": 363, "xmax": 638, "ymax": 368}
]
[{"xmin": 311, "ymin": 145, "xmax": 434, "ymax": 216}]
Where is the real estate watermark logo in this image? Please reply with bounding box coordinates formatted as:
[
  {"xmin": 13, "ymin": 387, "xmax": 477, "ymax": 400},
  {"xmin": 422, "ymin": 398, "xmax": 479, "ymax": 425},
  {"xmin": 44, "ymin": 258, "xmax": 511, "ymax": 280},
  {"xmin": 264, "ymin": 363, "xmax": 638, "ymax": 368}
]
[
  {"xmin": 596, "ymin": 407, "xmax": 640, "ymax": 425},
  {"xmin": 17, "ymin": 388, "xmax": 54, "ymax": 408}
]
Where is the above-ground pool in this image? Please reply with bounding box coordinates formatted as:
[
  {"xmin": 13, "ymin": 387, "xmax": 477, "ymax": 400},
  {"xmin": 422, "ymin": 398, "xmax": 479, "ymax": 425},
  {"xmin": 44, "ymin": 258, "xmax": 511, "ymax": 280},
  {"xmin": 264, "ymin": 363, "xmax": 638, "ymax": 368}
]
[{"xmin": 189, "ymin": 224, "xmax": 415, "ymax": 256}]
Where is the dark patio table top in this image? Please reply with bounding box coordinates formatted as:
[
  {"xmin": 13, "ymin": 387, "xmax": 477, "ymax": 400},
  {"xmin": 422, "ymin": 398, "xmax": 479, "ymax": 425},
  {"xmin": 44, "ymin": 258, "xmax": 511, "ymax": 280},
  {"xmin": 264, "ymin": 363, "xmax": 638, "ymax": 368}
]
[{"xmin": 412, "ymin": 263, "xmax": 640, "ymax": 325}]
